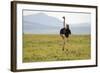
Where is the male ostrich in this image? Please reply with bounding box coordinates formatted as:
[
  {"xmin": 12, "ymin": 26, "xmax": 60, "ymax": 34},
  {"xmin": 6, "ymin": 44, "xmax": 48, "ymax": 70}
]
[{"xmin": 60, "ymin": 16, "xmax": 71, "ymax": 51}]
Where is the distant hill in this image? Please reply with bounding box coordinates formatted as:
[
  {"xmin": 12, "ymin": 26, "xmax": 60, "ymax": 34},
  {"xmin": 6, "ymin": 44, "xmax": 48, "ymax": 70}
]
[
  {"xmin": 23, "ymin": 13, "xmax": 90, "ymax": 34},
  {"xmin": 23, "ymin": 13, "xmax": 62, "ymax": 27}
]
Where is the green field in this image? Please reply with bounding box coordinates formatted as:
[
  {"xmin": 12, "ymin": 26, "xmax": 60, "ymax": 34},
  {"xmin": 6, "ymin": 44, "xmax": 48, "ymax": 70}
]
[{"xmin": 23, "ymin": 34, "xmax": 91, "ymax": 62}]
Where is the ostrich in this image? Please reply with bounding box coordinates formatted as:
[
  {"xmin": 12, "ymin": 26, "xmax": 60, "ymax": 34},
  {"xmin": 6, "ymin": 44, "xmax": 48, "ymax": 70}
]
[{"xmin": 60, "ymin": 16, "xmax": 71, "ymax": 51}]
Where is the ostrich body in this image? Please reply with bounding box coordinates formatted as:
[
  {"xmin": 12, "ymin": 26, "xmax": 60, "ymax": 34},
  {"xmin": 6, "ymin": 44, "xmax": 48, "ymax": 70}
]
[{"xmin": 60, "ymin": 25, "xmax": 71, "ymax": 39}]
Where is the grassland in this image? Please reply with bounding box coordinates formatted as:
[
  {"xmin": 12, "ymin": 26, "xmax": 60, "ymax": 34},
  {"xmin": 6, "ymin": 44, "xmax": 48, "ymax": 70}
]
[{"xmin": 23, "ymin": 34, "xmax": 91, "ymax": 62}]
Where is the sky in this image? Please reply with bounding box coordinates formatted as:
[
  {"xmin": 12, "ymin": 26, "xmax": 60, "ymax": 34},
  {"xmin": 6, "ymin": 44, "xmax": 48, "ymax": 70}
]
[
  {"xmin": 23, "ymin": 10, "xmax": 91, "ymax": 34},
  {"xmin": 23, "ymin": 9, "xmax": 91, "ymax": 25}
]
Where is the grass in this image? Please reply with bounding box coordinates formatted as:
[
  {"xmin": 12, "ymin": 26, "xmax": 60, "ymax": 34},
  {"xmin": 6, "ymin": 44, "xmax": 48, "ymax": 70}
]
[{"xmin": 23, "ymin": 34, "xmax": 91, "ymax": 62}]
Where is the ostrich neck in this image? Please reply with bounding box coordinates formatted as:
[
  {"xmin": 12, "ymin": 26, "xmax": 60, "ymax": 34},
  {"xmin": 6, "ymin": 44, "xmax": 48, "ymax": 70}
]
[{"xmin": 63, "ymin": 19, "xmax": 66, "ymax": 28}]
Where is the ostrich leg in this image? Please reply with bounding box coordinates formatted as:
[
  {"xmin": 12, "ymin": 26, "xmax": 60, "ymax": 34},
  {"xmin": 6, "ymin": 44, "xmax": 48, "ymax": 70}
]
[{"xmin": 62, "ymin": 37, "xmax": 65, "ymax": 51}]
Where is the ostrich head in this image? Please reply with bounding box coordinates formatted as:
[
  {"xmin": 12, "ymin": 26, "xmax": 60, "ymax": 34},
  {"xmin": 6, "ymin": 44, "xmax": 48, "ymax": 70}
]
[{"xmin": 62, "ymin": 16, "xmax": 65, "ymax": 19}]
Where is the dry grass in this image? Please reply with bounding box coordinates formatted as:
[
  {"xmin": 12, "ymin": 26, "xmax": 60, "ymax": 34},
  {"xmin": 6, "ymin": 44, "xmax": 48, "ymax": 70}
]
[{"xmin": 23, "ymin": 34, "xmax": 91, "ymax": 62}]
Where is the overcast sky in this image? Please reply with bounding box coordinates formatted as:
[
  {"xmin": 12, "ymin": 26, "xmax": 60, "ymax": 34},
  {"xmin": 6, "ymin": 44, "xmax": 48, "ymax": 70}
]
[
  {"xmin": 23, "ymin": 10, "xmax": 91, "ymax": 25},
  {"xmin": 23, "ymin": 10, "xmax": 91, "ymax": 34}
]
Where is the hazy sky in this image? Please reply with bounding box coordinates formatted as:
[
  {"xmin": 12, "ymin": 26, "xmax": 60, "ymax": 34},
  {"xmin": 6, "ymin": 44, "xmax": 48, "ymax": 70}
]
[
  {"xmin": 23, "ymin": 10, "xmax": 91, "ymax": 25},
  {"xmin": 23, "ymin": 10, "xmax": 91, "ymax": 34}
]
